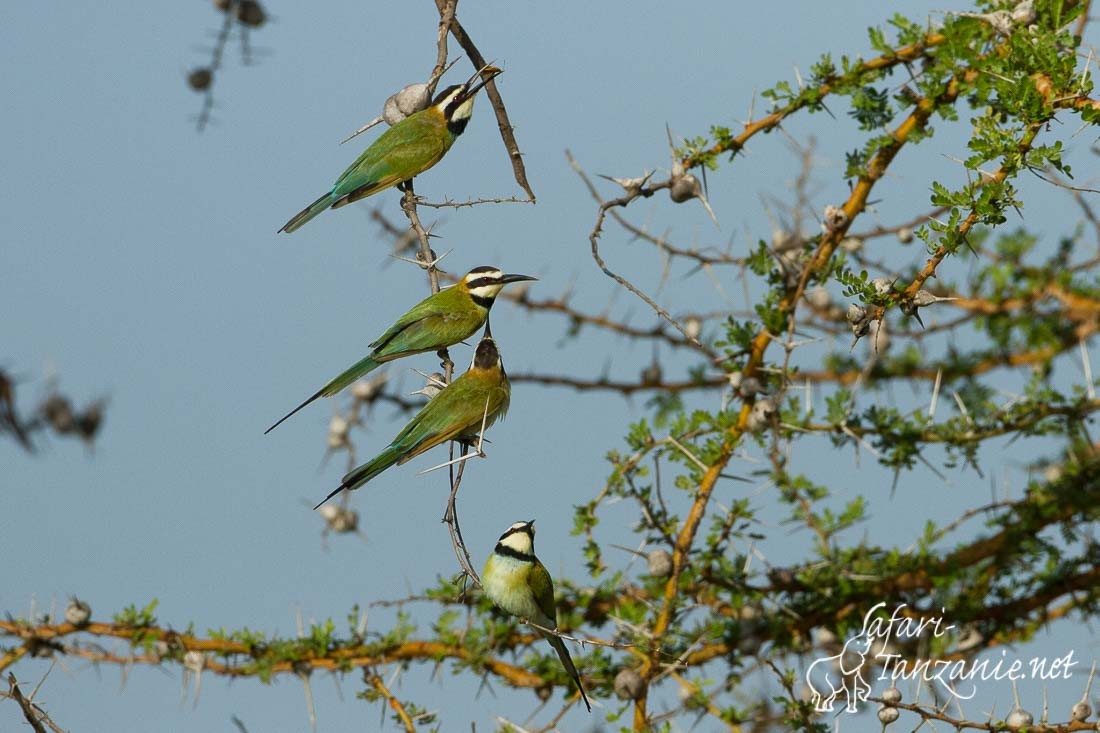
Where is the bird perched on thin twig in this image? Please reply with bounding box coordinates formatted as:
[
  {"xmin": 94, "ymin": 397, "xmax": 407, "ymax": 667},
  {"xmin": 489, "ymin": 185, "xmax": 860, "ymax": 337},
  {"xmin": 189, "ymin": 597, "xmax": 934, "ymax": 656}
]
[
  {"xmin": 279, "ymin": 64, "xmax": 502, "ymax": 233},
  {"xmin": 482, "ymin": 520, "xmax": 592, "ymax": 711},
  {"xmin": 313, "ymin": 324, "xmax": 510, "ymax": 508},
  {"xmin": 266, "ymin": 266, "xmax": 533, "ymax": 433}
]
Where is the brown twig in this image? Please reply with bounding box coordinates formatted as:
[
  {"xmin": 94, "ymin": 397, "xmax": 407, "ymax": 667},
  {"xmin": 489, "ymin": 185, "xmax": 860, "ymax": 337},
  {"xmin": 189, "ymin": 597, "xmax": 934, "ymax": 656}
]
[
  {"xmin": 428, "ymin": 0, "xmax": 457, "ymax": 98},
  {"xmin": 6, "ymin": 673, "xmax": 55, "ymax": 733},
  {"xmin": 567, "ymin": 151, "xmax": 703, "ymax": 349},
  {"xmin": 1075, "ymin": 0, "xmax": 1093, "ymax": 38},
  {"xmin": 443, "ymin": 443, "xmax": 481, "ymax": 587},
  {"xmin": 415, "ymin": 195, "xmax": 535, "ymax": 209},
  {"xmin": 194, "ymin": 5, "xmax": 236, "ymax": 132},
  {"xmin": 400, "ymin": 183, "xmax": 443, "ymax": 295},
  {"xmin": 437, "ymin": 0, "xmax": 535, "ymax": 201}
]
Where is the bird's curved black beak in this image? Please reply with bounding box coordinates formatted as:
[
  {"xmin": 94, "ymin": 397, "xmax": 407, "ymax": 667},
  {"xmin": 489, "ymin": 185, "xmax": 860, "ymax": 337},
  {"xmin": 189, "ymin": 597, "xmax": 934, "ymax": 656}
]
[
  {"xmin": 501, "ymin": 273, "xmax": 537, "ymax": 285},
  {"xmin": 461, "ymin": 64, "xmax": 503, "ymax": 100}
]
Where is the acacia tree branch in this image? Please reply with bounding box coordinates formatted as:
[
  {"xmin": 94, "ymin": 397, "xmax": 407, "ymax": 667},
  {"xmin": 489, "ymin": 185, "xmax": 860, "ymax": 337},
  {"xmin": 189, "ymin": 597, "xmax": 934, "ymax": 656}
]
[
  {"xmin": 621, "ymin": 75, "xmax": 963, "ymax": 729},
  {"xmin": 366, "ymin": 669, "xmax": 418, "ymax": 733},
  {"xmin": 902, "ymin": 123, "xmax": 1043, "ymax": 300},
  {"xmin": 0, "ymin": 620, "xmax": 546, "ymax": 689},
  {"xmin": 0, "ymin": 646, "xmax": 27, "ymax": 674},
  {"xmin": 679, "ymin": 32, "xmax": 947, "ymax": 169}
]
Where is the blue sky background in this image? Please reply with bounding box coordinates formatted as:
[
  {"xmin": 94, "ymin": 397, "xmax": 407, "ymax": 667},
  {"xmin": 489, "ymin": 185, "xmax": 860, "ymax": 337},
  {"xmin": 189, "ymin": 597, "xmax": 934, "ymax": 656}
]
[{"xmin": 2, "ymin": 2, "xmax": 1098, "ymax": 731}]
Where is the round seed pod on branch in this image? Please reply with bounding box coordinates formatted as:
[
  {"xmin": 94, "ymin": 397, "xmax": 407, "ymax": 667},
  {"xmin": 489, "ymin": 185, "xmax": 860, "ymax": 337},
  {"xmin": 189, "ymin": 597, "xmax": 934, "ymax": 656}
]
[
  {"xmin": 235, "ymin": 0, "xmax": 266, "ymax": 28},
  {"xmin": 188, "ymin": 68, "xmax": 213, "ymax": 92},
  {"xmin": 666, "ymin": 125, "xmax": 719, "ymax": 226},
  {"xmin": 646, "ymin": 549, "xmax": 672, "ymax": 577},
  {"xmin": 614, "ymin": 668, "xmax": 645, "ymax": 700},
  {"xmin": 41, "ymin": 394, "xmax": 75, "ymax": 434},
  {"xmin": 65, "ymin": 598, "xmax": 91, "ymax": 628}
]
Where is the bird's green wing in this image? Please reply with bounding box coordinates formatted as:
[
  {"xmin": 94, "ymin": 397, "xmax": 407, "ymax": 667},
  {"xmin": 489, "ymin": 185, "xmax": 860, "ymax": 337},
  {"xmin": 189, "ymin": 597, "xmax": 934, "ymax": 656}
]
[
  {"xmin": 389, "ymin": 378, "xmax": 479, "ymax": 460},
  {"xmin": 495, "ymin": 380, "xmax": 511, "ymax": 423},
  {"xmin": 372, "ymin": 311, "xmax": 480, "ymax": 361},
  {"xmin": 391, "ymin": 419, "xmax": 469, "ymax": 466},
  {"xmin": 527, "ymin": 561, "xmax": 558, "ymax": 628},
  {"xmin": 389, "ymin": 371, "xmax": 506, "ymax": 463},
  {"xmin": 369, "ymin": 288, "xmax": 481, "ymax": 359},
  {"xmin": 455, "ymin": 380, "xmax": 510, "ymax": 438},
  {"xmin": 331, "ymin": 114, "xmax": 450, "ymax": 204}
]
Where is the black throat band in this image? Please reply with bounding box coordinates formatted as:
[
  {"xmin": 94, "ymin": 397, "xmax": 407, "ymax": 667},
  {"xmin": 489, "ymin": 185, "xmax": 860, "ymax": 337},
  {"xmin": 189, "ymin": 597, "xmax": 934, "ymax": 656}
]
[
  {"xmin": 448, "ymin": 116, "xmax": 470, "ymax": 137},
  {"xmin": 494, "ymin": 543, "xmax": 536, "ymax": 562},
  {"xmin": 471, "ymin": 294, "xmax": 495, "ymax": 309}
]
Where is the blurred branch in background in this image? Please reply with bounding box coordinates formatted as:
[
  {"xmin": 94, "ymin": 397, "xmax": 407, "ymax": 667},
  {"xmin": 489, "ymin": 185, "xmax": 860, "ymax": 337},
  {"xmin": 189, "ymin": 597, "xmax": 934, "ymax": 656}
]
[
  {"xmin": 187, "ymin": 0, "xmax": 269, "ymax": 131},
  {"xmin": 0, "ymin": 367, "xmax": 106, "ymax": 452}
]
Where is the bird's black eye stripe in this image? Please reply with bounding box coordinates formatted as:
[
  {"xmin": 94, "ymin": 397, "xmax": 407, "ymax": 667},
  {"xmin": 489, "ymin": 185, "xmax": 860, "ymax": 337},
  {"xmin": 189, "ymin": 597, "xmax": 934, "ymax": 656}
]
[
  {"xmin": 432, "ymin": 84, "xmax": 463, "ymax": 107},
  {"xmin": 444, "ymin": 95, "xmax": 465, "ymax": 118},
  {"xmin": 466, "ymin": 276, "xmax": 503, "ymax": 290}
]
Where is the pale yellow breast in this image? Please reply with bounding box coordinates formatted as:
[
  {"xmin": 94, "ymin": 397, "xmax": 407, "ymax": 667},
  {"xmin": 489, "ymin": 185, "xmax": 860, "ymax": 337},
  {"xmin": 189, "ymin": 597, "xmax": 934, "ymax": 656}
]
[{"xmin": 483, "ymin": 555, "xmax": 545, "ymax": 623}]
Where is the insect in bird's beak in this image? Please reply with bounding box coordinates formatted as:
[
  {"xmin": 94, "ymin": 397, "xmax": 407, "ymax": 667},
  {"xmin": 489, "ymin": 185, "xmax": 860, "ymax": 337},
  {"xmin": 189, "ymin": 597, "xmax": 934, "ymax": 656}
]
[
  {"xmin": 461, "ymin": 64, "xmax": 503, "ymax": 100},
  {"xmin": 500, "ymin": 273, "xmax": 538, "ymax": 285}
]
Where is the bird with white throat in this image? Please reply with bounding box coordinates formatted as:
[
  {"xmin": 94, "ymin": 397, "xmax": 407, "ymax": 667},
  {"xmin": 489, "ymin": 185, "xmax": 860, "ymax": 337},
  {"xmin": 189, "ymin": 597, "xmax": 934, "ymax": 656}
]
[{"xmin": 482, "ymin": 520, "xmax": 591, "ymax": 711}]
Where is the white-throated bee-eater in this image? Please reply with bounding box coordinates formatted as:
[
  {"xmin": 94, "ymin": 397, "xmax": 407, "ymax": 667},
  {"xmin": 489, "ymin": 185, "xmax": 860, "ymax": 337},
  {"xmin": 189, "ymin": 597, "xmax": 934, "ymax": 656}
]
[
  {"xmin": 313, "ymin": 325, "xmax": 510, "ymax": 508},
  {"xmin": 483, "ymin": 520, "xmax": 592, "ymax": 711},
  {"xmin": 279, "ymin": 65, "xmax": 503, "ymax": 233},
  {"xmin": 266, "ymin": 266, "xmax": 534, "ymax": 434}
]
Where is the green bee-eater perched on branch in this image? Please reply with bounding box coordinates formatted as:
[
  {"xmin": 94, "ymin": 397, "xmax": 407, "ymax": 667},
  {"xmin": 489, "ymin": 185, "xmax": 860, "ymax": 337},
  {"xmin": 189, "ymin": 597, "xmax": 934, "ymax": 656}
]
[
  {"xmin": 279, "ymin": 64, "xmax": 503, "ymax": 233},
  {"xmin": 313, "ymin": 325, "xmax": 510, "ymax": 508},
  {"xmin": 266, "ymin": 266, "xmax": 534, "ymax": 433},
  {"xmin": 483, "ymin": 520, "xmax": 592, "ymax": 711}
]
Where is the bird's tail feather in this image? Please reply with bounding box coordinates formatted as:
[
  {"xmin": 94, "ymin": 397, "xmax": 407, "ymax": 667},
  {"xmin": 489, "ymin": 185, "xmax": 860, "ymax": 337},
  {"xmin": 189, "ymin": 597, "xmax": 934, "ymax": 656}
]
[
  {"xmin": 279, "ymin": 192, "xmax": 333, "ymax": 234},
  {"xmin": 319, "ymin": 355, "xmax": 382, "ymax": 398},
  {"xmin": 265, "ymin": 388, "xmax": 324, "ymax": 434},
  {"xmin": 265, "ymin": 356, "xmax": 382, "ymax": 435},
  {"xmin": 313, "ymin": 445, "xmax": 401, "ymax": 509},
  {"xmin": 546, "ymin": 634, "xmax": 591, "ymax": 712}
]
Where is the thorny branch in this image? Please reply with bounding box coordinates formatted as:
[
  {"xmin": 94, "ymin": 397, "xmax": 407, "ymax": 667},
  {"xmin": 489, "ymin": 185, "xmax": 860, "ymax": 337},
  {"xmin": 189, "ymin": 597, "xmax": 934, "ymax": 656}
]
[
  {"xmin": 566, "ymin": 150, "xmax": 704, "ymax": 348},
  {"xmin": 6, "ymin": 674, "xmax": 48, "ymax": 733},
  {"xmin": 435, "ymin": 0, "xmax": 535, "ymax": 201},
  {"xmin": 582, "ymin": 47, "xmax": 1100, "ymax": 723},
  {"xmin": 677, "ymin": 31, "xmax": 949, "ymax": 170},
  {"xmin": 444, "ymin": 443, "xmax": 481, "ymax": 587},
  {"xmin": 366, "ymin": 670, "xmax": 418, "ymax": 733}
]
